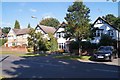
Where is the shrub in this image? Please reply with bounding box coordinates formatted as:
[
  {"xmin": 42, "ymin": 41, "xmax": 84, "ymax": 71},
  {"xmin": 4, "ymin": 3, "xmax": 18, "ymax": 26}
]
[
  {"xmin": 99, "ymin": 34, "xmax": 114, "ymax": 46},
  {"xmin": 69, "ymin": 41, "xmax": 79, "ymax": 50},
  {"xmin": 57, "ymin": 49, "xmax": 65, "ymax": 53},
  {"xmin": 80, "ymin": 41, "xmax": 91, "ymax": 50},
  {"xmin": 27, "ymin": 48, "xmax": 33, "ymax": 52}
]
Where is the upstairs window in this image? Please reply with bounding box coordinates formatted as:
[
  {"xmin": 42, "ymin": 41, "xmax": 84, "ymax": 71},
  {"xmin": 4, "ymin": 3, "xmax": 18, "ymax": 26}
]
[
  {"xmin": 108, "ymin": 30, "xmax": 114, "ymax": 37},
  {"xmin": 95, "ymin": 30, "xmax": 103, "ymax": 37},
  {"xmin": 56, "ymin": 32, "xmax": 65, "ymax": 38}
]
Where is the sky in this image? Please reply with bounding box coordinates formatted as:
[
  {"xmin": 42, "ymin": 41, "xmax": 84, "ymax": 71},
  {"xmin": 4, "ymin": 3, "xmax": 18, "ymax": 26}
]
[{"xmin": 1, "ymin": 1, "xmax": 118, "ymax": 29}]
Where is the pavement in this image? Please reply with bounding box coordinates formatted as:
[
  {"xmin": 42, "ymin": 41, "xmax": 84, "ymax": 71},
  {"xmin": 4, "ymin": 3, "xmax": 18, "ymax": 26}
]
[{"xmin": 1, "ymin": 55, "xmax": 120, "ymax": 78}]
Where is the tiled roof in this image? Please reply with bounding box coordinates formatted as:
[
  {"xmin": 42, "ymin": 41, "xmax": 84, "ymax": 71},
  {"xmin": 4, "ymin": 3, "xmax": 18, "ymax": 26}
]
[
  {"xmin": 37, "ymin": 25, "xmax": 56, "ymax": 34},
  {"xmin": 13, "ymin": 28, "xmax": 30, "ymax": 35}
]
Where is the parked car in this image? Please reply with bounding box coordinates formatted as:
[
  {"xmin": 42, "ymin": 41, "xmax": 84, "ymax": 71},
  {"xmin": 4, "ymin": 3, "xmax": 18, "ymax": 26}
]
[{"xmin": 92, "ymin": 46, "xmax": 117, "ymax": 61}]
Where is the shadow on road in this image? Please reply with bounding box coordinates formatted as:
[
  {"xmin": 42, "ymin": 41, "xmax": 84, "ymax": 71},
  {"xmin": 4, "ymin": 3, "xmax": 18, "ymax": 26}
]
[{"xmin": 2, "ymin": 55, "xmax": 120, "ymax": 78}]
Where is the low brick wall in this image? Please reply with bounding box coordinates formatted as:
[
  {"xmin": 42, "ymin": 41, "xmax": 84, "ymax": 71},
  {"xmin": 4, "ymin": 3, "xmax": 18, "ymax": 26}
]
[{"xmin": 1, "ymin": 46, "xmax": 27, "ymax": 53}]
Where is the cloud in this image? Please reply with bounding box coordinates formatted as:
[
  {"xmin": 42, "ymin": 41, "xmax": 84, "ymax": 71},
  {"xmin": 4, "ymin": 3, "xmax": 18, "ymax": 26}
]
[{"xmin": 29, "ymin": 8, "xmax": 37, "ymax": 12}]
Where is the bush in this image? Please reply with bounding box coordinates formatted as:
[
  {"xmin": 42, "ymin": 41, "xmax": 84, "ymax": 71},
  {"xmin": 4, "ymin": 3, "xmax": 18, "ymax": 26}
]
[
  {"xmin": 80, "ymin": 41, "xmax": 91, "ymax": 49},
  {"xmin": 57, "ymin": 49, "xmax": 65, "ymax": 53},
  {"xmin": 99, "ymin": 34, "xmax": 114, "ymax": 46},
  {"xmin": 69, "ymin": 41, "xmax": 79, "ymax": 50},
  {"xmin": 27, "ymin": 48, "xmax": 33, "ymax": 52}
]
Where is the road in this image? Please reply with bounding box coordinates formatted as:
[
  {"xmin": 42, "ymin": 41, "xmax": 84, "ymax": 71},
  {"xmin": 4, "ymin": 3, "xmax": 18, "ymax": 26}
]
[{"xmin": 1, "ymin": 55, "xmax": 120, "ymax": 78}]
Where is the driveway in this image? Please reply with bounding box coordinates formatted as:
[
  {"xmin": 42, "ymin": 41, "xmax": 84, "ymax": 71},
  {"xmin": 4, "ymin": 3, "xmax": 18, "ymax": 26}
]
[{"xmin": 1, "ymin": 55, "xmax": 120, "ymax": 78}]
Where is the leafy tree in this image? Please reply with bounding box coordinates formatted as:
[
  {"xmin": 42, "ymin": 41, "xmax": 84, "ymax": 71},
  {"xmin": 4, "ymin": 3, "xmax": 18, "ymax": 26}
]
[
  {"xmin": 64, "ymin": 2, "xmax": 91, "ymax": 55},
  {"xmin": 27, "ymin": 28, "xmax": 35, "ymax": 48},
  {"xmin": 113, "ymin": 17, "xmax": 120, "ymax": 30},
  {"xmin": 102, "ymin": 14, "xmax": 117, "ymax": 24},
  {"xmin": 48, "ymin": 33, "xmax": 58, "ymax": 52},
  {"xmin": 40, "ymin": 17, "xmax": 60, "ymax": 28},
  {"xmin": 28, "ymin": 28, "xmax": 48, "ymax": 53},
  {"xmin": 2, "ymin": 27, "xmax": 11, "ymax": 34},
  {"xmin": 14, "ymin": 20, "xmax": 20, "ymax": 29},
  {"xmin": 27, "ymin": 23, "xmax": 31, "ymax": 28}
]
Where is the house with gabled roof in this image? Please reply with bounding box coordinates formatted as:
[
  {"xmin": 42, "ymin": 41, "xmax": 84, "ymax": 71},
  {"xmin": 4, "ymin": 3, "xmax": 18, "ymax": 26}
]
[
  {"xmin": 35, "ymin": 24, "xmax": 56, "ymax": 38},
  {"xmin": 6, "ymin": 28, "xmax": 30, "ymax": 47},
  {"xmin": 35, "ymin": 23, "xmax": 69, "ymax": 50},
  {"xmin": 54, "ymin": 22, "xmax": 68, "ymax": 50},
  {"xmin": 91, "ymin": 17, "xmax": 120, "ymax": 44}
]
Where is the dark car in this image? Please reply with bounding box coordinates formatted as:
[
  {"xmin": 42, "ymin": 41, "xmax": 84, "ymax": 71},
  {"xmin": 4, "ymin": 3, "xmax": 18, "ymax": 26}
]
[{"xmin": 93, "ymin": 46, "xmax": 117, "ymax": 61}]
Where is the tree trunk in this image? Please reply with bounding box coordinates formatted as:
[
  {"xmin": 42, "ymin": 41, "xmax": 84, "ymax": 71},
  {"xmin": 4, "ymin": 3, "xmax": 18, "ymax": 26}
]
[
  {"xmin": 78, "ymin": 41, "xmax": 81, "ymax": 56},
  {"xmin": 78, "ymin": 37, "xmax": 82, "ymax": 56}
]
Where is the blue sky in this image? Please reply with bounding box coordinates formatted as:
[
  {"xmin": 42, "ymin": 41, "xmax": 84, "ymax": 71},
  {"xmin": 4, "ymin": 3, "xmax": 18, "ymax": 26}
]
[{"xmin": 1, "ymin": 2, "xmax": 118, "ymax": 28}]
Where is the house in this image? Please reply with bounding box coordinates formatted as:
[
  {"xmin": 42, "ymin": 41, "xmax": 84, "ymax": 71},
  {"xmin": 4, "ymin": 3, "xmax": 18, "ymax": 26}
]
[
  {"xmin": 35, "ymin": 24, "xmax": 69, "ymax": 50},
  {"xmin": 6, "ymin": 28, "xmax": 30, "ymax": 47},
  {"xmin": 91, "ymin": 17, "xmax": 120, "ymax": 44},
  {"xmin": 35, "ymin": 24, "xmax": 56, "ymax": 40},
  {"xmin": 54, "ymin": 22, "xmax": 67, "ymax": 50}
]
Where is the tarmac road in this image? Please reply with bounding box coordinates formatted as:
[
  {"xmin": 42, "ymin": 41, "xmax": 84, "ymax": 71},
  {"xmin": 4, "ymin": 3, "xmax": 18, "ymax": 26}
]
[{"xmin": 1, "ymin": 55, "xmax": 120, "ymax": 78}]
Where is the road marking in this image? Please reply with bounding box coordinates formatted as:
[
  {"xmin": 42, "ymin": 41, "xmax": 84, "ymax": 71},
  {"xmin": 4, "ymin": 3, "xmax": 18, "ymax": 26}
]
[
  {"xmin": 0, "ymin": 55, "xmax": 9, "ymax": 62},
  {"xmin": 58, "ymin": 61, "xmax": 69, "ymax": 64},
  {"xmin": 93, "ymin": 69, "xmax": 118, "ymax": 73}
]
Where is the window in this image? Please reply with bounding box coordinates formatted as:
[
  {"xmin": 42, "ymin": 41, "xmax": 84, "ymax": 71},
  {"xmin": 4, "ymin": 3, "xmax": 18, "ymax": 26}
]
[
  {"xmin": 108, "ymin": 30, "xmax": 114, "ymax": 37},
  {"xmin": 97, "ymin": 20, "xmax": 103, "ymax": 24},
  {"xmin": 58, "ymin": 43, "xmax": 65, "ymax": 49},
  {"xmin": 95, "ymin": 30, "xmax": 103, "ymax": 37},
  {"xmin": 56, "ymin": 32, "xmax": 65, "ymax": 38}
]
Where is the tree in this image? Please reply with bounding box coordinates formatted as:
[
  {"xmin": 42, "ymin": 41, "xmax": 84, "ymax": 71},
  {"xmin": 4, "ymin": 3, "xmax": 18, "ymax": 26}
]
[
  {"xmin": 48, "ymin": 33, "xmax": 58, "ymax": 52},
  {"xmin": 113, "ymin": 17, "xmax": 120, "ymax": 30},
  {"xmin": 102, "ymin": 14, "xmax": 117, "ymax": 24},
  {"xmin": 64, "ymin": 2, "xmax": 91, "ymax": 55},
  {"xmin": 2, "ymin": 27, "xmax": 11, "ymax": 34},
  {"xmin": 40, "ymin": 17, "xmax": 60, "ymax": 28},
  {"xmin": 28, "ymin": 28, "xmax": 48, "ymax": 53},
  {"xmin": 27, "ymin": 23, "xmax": 31, "ymax": 28},
  {"xmin": 14, "ymin": 20, "xmax": 20, "ymax": 29}
]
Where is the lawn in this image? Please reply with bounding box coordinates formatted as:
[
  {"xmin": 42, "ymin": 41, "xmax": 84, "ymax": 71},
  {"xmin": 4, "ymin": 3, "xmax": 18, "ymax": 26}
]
[
  {"xmin": 53, "ymin": 55, "xmax": 91, "ymax": 60},
  {"xmin": 20, "ymin": 53, "xmax": 48, "ymax": 57},
  {"xmin": 0, "ymin": 51, "xmax": 48, "ymax": 57},
  {"xmin": 0, "ymin": 51, "xmax": 24, "ymax": 56}
]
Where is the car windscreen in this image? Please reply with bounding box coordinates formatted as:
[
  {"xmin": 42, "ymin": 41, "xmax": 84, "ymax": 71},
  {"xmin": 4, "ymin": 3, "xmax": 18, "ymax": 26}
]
[{"xmin": 98, "ymin": 47, "xmax": 112, "ymax": 51}]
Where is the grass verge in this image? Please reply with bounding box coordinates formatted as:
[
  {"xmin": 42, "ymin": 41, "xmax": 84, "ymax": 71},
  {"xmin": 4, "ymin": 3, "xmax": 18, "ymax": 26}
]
[
  {"xmin": 20, "ymin": 53, "xmax": 48, "ymax": 57},
  {"xmin": 53, "ymin": 55, "xmax": 91, "ymax": 60},
  {"xmin": 0, "ymin": 51, "xmax": 25, "ymax": 56}
]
